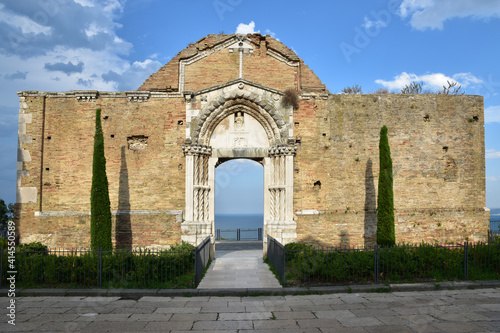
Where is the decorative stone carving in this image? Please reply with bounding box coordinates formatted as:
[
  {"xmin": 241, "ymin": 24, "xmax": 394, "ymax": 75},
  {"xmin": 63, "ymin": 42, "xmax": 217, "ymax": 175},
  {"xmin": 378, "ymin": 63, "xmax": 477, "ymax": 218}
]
[
  {"xmin": 127, "ymin": 136, "xmax": 148, "ymax": 150},
  {"xmin": 234, "ymin": 112, "xmax": 244, "ymax": 131},
  {"xmin": 269, "ymin": 145, "xmax": 297, "ymax": 156},
  {"xmin": 182, "ymin": 144, "xmax": 212, "ymax": 156},
  {"xmin": 75, "ymin": 91, "xmax": 98, "ymax": 102},
  {"xmin": 126, "ymin": 91, "xmax": 150, "ymax": 102}
]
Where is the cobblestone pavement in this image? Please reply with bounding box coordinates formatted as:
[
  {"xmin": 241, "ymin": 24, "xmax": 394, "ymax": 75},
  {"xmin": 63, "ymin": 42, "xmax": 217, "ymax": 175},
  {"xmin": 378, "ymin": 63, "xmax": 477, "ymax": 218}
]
[{"xmin": 1, "ymin": 288, "xmax": 499, "ymax": 332}]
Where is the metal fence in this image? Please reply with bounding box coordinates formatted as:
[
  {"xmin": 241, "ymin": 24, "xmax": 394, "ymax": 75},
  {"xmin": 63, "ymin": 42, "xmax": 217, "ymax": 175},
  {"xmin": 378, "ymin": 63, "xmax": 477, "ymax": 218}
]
[
  {"xmin": 195, "ymin": 236, "xmax": 211, "ymax": 286},
  {"xmin": 1, "ymin": 242, "xmax": 213, "ymax": 289},
  {"xmin": 267, "ymin": 240, "xmax": 500, "ymax": 286},
  {"xmin": 267, "ymin": 235, "xmax": 285, "ymax": 284},
  {"xmin": 490, "ymin": 218, "xmax": 500, "ymax": 242},
  {"xmin": 215, "ymin": 228, "xmax": 263, "ymax": 241}
]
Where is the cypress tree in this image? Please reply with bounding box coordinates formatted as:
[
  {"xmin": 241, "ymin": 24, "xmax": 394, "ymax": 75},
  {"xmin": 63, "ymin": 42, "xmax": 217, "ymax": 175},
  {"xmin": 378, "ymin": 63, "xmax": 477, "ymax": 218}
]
[
  {"xmin": 376, "ymin": 125, "xmax": 395, "ymax": 247},
  {"xmin": 90, "ymin": 108, "xmax": 112, "ymax": 251}
]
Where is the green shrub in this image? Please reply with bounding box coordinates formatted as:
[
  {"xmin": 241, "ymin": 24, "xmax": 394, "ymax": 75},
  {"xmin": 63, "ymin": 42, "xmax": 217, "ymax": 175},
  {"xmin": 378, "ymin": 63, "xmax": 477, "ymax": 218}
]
[
  {"xmin": 280, "ymin": 242, "xmax": 500, "ymax": 286},
  {"xmin": 5, "ymin": 242, "xmax": 198, "ymax": 289},
  {"xmin": 17, "ymin": 241, "xmax": 48, "ymax": 253},
  {"xmin": 169, "ymin": 241, "xmax": 196, "ymax": 252}
]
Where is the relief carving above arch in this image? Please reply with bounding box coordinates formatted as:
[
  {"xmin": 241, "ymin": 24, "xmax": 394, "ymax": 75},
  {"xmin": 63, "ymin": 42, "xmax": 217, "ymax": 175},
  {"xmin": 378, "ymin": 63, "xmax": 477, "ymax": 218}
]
[{"xmin": 191, "ymin": 90, "xmax": 288, "ymax": 146}]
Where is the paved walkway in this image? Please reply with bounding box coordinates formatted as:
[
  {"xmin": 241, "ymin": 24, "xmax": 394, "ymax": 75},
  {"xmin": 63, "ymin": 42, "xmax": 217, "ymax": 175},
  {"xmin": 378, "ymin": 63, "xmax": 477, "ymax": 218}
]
[
  {"xmin": 197, "ymin": 241, "xmax": 282, "ymax": 289},
  {"xmin": 2, "ymin": 288, "xmax": 499, "ymax": 332}
]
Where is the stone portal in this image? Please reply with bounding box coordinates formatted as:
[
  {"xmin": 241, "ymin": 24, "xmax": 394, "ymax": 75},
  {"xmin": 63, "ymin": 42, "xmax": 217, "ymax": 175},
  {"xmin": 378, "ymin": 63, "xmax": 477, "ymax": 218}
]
[{"xmin": 181, "ymin": 80, "xmax": 297, "ymax": 251}]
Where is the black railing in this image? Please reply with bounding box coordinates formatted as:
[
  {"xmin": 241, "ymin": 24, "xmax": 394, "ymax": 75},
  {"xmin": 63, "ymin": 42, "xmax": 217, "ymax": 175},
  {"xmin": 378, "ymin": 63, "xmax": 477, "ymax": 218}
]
[
  {"xmin": 490, "ymin": 218, "xmax": 500, "ymax": 243},
  {"xmin": 0, "ymin": 246, "xmax": 209, "ymax": 289},
  {"xmin": 195, "ymin": 236, "xmax": 211, "ymax": 286},
  {"xmin": 267, "ymin": 235, "xmax": 285, "ymax": 284},
  {"xmin": 267, "ymin": 239, "xmax": 500, "ymax": 287},
  {"xmin": 215, "ymin": 228, "xmax": 263, "ymax": 241}
]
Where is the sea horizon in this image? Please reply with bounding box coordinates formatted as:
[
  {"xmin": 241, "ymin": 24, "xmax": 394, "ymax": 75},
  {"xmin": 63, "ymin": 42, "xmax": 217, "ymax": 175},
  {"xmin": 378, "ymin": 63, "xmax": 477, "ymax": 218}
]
[{"xmin": 215, "ymin": 213, "xmax": 263, "ymax": 231}]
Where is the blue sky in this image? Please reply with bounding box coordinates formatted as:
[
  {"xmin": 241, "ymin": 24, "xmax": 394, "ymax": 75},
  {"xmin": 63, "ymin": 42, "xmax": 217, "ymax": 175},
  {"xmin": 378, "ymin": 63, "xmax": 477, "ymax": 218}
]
[{"xmin": 0, "ymin": 0, "xmax": 499, "ymax": 212}]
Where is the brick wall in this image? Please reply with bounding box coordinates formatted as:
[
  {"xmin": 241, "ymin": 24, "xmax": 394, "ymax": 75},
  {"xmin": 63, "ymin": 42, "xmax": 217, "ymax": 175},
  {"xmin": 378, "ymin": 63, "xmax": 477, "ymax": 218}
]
[
  {"xmin": 293, "ymin": 94, "xmax": 488, "ymax": 246},
  {"xmin": 17, "ymin": 93, "xmax": 186, "ymax": 249}
]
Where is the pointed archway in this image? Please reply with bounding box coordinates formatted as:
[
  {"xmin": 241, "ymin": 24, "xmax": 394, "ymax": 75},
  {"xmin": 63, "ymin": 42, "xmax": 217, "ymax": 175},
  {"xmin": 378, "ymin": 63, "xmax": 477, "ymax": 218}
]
[{"xmin": 181, "ymin": 84, "xmax": 297, "ymax": 252}]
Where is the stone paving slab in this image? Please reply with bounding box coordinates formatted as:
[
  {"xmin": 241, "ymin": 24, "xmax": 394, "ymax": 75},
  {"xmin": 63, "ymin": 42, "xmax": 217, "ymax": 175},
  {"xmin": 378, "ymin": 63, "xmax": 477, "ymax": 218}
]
[
  {"xmin": 197, "ymin": 242, "xmax": 282, "ymax": 289},
  {"xmin": 0, "ymin": 288, "xmax": 500, "ymax": 333},
  {"xmin": 1, "ymin": 287, "xmax": 499, "ymax": 332}
]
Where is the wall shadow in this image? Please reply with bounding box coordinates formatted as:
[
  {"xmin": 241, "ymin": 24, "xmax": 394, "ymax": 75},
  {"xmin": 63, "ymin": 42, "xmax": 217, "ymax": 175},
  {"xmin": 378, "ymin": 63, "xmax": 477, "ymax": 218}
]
[
  {"xmin": 116, "ymin": 146, "xmax": 132, "ymax": 250},
  {"xmin": 339, "ymin": 229, "xmax": 350, "ymax": 248},
  {"xmin": 364, "ymin": 158, "xmax": 377, "ymax": 247}
]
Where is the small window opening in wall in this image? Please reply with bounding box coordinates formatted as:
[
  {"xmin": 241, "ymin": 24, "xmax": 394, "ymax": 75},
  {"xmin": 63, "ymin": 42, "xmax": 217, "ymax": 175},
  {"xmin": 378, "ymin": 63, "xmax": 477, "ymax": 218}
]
[
  {"xmin": 45, "ymin": 168, "xmax": 50, "ymax": 171},
  {"xmin": 103, "ymin": 116, "xmax": 109, "ymax": 120},
  {"xmin": 178, "ymin": 120, "xmax": 184, "ymax": 126},
  {"xmin": 47, "ymin": 136, "xmax": 51, "ymax": 140},
  {"xmin": 473, "ymin": 116, "xmax": 479, "ymax": 122},
  {"xmin": 443, "ymin": 146, "xmax": 448, "ymax": 152},
  {"xmin": 314, "ymin": 180, "xmax": 321, "ymax": 190},
  {"xmin": 110, "ymin": 134, "xmax": 115, "ymax": 139},
  {"xmin": 423, "ymin": 115, "xmax": 430, "ymax": 122},
  {"xmin": 294, "ymin": 122, "xmax": 299, "ymax": 127},
  {"xmin": 322, "ymin": 133, "xmax": 326, "ymax": 137}
]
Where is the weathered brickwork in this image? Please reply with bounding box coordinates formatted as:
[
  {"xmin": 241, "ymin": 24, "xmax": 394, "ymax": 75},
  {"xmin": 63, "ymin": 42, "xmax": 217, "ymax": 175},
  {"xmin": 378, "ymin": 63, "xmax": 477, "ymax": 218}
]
[
  {"xmin": 17, "ymin": 92, "xmax": 186, "ymax": 249},
  {"xmin": 16, "ymin": 33, "xmax": 488, "ymax": 249},
  {"xmin": 294, "ymin": 94, "xmax": 488, "ymax": 246}
]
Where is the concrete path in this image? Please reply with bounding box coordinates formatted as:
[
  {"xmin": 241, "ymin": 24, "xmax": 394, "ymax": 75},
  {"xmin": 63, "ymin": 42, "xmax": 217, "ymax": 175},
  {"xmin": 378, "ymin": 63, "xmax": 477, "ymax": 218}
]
[
  {"xmin": 197, "ymin": 241, "xmax": 282, "ymax": 289},
  {"xmin": 2, "ymin": 288, "xmax": 499, "ymax": 332}
]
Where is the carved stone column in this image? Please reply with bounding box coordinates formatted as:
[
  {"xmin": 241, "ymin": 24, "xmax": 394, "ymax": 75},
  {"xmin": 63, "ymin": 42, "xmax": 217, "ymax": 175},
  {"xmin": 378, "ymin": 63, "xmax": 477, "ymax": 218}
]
[
  {"xmin": 267, "ymin": 144, "xmax": 297, "ymax": 245},
  {"xmin": 182, "ymin": 143, "xmax": 212, "ymax": 245}
]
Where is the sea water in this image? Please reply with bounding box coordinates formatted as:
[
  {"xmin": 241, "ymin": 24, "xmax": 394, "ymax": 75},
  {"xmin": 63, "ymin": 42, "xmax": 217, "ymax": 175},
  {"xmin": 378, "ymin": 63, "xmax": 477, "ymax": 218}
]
[
  {"xmin": 491, "ymin": 208, "xmax": 500, "ymax": 231},
  {"xmin": 215, "ymin": 214, "xmax": 263, "ymax": 240},
  {"xmin": 214, "ymin": 211, "xmax": 500, "ymax": 232}
]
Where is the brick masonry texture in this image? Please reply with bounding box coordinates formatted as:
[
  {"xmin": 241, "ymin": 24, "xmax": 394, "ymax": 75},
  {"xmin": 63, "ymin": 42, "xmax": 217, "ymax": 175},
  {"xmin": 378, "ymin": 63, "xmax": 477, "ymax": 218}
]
[{"xmin": 16, "ymin": 33, "xmax": 488, "ymax": 249}]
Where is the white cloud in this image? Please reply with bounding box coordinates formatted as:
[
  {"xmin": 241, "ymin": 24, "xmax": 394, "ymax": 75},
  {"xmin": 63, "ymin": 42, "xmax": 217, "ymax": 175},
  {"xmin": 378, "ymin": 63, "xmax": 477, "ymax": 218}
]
[
  {"xmin": 102, "ymin": 58, "xmax": 162, "ymax": 91},
  {"xmin": 0, "ymin": 0, "xmax": 130, "ymax": 57},
  {"xmin": 362, "ymin": 17, "xmax": 388, "ymax": 30},
  {"xmin": 399, "ymin": 0, "xmax": 500, "ymax": 30},
  {"xmin": 73, "ymin": 0, "xmax": 95, "ymax": 7},
  {"xmin": 485, "ymin": 105, "xmax": 500, "ymax": 124},
  {"xmin": 486, "ymin": 149, "xmax": 500, "ymax": 159},
  {"xmin": 236, "ymin": 21, "xmax": 259, "ymax": 34},
  {"xmin": 487, "ymin": 176, "xmax": 500, "ymax": 182},
  {"xmin": 264, "ymin": 29, "xmax": 279, "ymax": 40},
  {"xmin": 0, "ymin": 1, "xmax": 163, "ymax": 103},
  {"xmin": 0, "ymin": 3, "xmax": 52, "ymax": 36},
  {"xmin": 375, "ymin": 72, "xmax": 483, "ymax": 92}
]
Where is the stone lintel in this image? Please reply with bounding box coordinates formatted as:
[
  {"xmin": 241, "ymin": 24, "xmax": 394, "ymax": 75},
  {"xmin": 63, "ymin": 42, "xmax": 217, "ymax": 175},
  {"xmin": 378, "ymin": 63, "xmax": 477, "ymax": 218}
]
[{"xmin": 212, "ymin": 148, "xmax": 269, "ymax": 158}]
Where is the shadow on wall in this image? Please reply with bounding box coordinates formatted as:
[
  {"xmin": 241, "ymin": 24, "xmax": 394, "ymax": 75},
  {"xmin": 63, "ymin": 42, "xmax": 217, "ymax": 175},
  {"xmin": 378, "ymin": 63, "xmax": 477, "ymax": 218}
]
[
  {"xmin": 340, "ymin": 229, "xmax": 350, "ymax": 248},
  {"xmin": 364, "ymin": 158, "xmax": 377, "ymax": 247},
  {"xmin": 297, "ymin": 233, "xmax": 353, "ymax": 249},
  {"xmin": 116, "ymin": 146, "xmax": 132, "ymax": 250}
]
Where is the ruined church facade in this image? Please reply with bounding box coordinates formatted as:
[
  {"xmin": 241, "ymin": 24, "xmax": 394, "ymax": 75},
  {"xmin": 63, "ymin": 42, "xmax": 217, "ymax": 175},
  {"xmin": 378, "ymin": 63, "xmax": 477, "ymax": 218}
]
[{"xmin": 15, "ymin": 33, "xmax": 489, "ymax": 249}]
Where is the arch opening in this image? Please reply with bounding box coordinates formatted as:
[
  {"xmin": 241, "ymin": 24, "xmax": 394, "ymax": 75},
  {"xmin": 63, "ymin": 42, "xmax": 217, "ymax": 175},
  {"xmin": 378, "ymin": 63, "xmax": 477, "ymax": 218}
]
[{"xmin": 214, "ymin": 159, "xmax": 264, "ymax": 244}]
